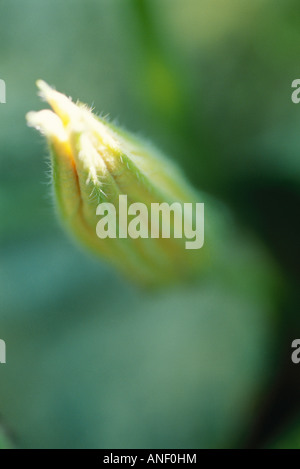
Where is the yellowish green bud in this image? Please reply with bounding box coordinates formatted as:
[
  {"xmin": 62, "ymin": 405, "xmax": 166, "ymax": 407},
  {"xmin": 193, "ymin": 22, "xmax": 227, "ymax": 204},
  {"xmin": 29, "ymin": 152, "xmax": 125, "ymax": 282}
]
[{"xmin": 26, "ymin": 81, "xmax": 212, "ymax": 287}]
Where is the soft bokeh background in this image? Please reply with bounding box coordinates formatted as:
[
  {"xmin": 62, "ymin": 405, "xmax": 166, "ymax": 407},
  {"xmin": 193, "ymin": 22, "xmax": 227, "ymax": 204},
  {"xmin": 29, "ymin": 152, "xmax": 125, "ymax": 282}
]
[{"xmin": 0, "ymin": 0, "xmax": 299, "ymax": 448}]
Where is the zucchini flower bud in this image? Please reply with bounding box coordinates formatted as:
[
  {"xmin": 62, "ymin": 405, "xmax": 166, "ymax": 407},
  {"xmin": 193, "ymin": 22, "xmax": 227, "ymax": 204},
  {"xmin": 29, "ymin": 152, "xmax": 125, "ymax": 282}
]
[{"xmin": 26, "ymin": 81, "xmax": 211, "ymax": 287}]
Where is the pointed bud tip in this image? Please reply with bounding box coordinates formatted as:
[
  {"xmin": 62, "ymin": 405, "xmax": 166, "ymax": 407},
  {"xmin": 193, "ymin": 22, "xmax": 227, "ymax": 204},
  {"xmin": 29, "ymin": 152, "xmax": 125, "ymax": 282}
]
[
  {"xmin": 36, "ymin": 80, "xmax": 58, "ymax": 104},
  {"xmin": 35, "ymin": 79, "xmax": 79, "ymax": 126},
  {"xmin": 36, "ymin": 79, "xmax": 53, "ymax": 93},
  {"xmin": 26, "ymin": 109, "xmax": 67, "ymax": 141}
]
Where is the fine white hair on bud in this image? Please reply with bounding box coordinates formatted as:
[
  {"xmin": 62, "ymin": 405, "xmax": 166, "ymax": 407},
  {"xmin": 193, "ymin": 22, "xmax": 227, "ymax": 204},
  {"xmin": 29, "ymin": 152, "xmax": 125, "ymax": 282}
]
[{"xmin": 26, "ymin": 80, "xmax": 215, "ymax": 287}]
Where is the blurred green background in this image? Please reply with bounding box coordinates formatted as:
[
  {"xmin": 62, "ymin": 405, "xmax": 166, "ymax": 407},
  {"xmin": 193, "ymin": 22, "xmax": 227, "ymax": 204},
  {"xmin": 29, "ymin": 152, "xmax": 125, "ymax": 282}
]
[{"xmin": 0, "ymin": 0, "xmax": 300, "ymax": 449}]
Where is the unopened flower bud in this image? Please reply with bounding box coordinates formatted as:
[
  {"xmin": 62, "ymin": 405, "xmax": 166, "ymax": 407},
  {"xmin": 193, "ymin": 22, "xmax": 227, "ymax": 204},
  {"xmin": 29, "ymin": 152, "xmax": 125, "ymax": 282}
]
[{"xmin": 26, "ymin": 81, "xmax": 211, "ymax": 286}]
